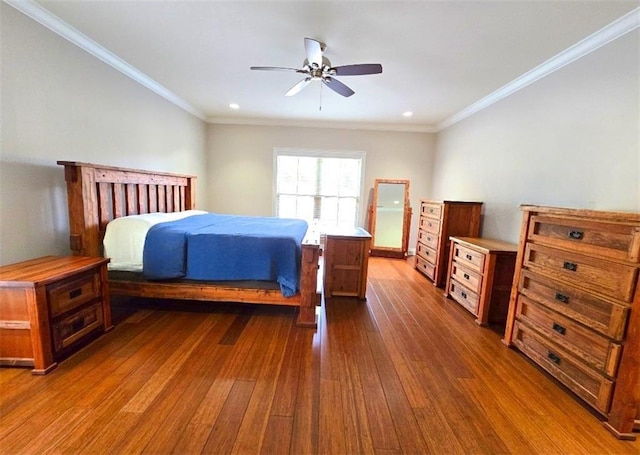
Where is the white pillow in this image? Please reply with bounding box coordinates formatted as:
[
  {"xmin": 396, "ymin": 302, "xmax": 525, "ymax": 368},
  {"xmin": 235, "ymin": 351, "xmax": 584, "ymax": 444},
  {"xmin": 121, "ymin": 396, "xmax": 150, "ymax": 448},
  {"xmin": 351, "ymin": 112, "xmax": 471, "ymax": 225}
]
[{"xmin": 103, "ymin": 210, "xmax": 207, "ymax": 271}]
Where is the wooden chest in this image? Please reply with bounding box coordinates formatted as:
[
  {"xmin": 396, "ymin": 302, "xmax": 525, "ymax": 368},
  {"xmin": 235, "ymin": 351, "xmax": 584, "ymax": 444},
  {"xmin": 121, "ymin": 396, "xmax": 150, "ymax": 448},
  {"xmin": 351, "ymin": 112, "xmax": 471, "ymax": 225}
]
[
  {"xmin": 503, "ymin": 206, "xmax": 640, "ymax": 439},
  {"xmin": 0, "ymin": 256, "xmax": 111, "ymax": 374},
  {"xmin": 414, "ymin": 200, "xmax": 483, "ymax": 287}
]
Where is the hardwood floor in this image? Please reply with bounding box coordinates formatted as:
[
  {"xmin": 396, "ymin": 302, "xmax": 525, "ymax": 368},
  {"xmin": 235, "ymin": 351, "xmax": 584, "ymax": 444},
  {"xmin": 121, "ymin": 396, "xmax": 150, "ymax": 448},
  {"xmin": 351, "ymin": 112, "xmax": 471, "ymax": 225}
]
[{"xmin": 1, "ymin": 257, "xmax": 638, "ymax": 454}]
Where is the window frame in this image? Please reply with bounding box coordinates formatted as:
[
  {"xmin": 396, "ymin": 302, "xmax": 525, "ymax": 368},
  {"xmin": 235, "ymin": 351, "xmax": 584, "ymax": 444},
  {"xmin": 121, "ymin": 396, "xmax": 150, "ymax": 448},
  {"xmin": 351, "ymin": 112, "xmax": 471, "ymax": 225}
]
[{"xmin": 273, "ymin": 147, "xmax": 367, "ymax": 229}]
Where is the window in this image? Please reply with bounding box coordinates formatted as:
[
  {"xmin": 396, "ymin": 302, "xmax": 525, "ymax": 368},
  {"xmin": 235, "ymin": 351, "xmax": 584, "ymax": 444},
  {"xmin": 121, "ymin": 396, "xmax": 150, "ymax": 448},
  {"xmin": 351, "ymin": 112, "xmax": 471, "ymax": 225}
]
[{"xmin": 274, "ymin": 148, "xmax": 365, "ymax": 230}]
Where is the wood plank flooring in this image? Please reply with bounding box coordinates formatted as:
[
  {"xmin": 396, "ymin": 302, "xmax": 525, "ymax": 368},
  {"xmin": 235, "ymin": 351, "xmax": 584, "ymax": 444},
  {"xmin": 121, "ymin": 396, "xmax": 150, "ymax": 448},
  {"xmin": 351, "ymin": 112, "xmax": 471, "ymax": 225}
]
[{"xmin": 1, "ymin": 257, "xmax": 638, "ymax": 454}]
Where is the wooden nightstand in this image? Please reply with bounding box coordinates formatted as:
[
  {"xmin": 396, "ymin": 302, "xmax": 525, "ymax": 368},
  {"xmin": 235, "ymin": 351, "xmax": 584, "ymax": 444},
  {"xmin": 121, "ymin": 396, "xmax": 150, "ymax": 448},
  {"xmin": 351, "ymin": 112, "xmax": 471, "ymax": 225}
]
[
  {"xmin": 323, "ymin": 227, "xmax": 372, "ymax": 299},
  {"xmin": 445, "ymin": 237, "xmax": 518, "ymax": 326},
  {"xmin": 0, "ymin": 256, "xmax": 111, "ymax": 374}
]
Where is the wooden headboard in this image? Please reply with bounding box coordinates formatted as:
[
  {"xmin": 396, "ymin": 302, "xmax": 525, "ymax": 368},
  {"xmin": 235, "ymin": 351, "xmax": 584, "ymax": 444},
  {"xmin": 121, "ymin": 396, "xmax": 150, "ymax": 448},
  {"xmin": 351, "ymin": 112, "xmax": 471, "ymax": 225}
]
[{"xmin": 57, "ymin": 161, "xmax": 196, "ymax": 257}]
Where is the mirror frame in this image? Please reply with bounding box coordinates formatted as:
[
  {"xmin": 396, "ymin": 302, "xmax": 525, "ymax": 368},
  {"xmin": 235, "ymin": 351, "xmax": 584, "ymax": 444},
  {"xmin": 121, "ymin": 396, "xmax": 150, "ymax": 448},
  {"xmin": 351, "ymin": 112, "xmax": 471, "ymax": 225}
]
[{"xmin": 368, "ymin": 179, "xmax": 412, "ymax": 258}]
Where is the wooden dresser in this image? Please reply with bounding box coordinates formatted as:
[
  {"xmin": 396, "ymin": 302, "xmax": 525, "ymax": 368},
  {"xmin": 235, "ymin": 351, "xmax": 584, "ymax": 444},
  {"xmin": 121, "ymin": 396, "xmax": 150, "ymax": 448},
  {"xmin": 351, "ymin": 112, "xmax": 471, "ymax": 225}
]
[
  {"xmin": 445, "ymin": 237, "xmax": 518, "ymax": 326},
  {"xmin": 415, "ymin": 200, "xmax": 483, "ymax": 287},
  {"xmin": 0, "ymin": 256, "xmax": 111, "ymax": 374},
  {"xmin": 324, "ymin": 227, "xmax": 371, "ymax": 299},
  {"xmin": 503, "ymin": 205, "xmax": 640, "ymax": 439}
]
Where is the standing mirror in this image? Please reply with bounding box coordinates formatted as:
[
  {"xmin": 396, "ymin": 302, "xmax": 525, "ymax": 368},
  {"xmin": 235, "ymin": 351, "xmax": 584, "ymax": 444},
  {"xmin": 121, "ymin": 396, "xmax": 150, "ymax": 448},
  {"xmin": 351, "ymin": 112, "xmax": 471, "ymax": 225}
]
[{"xmin": 368, "ymin": 179, "xmax": 411, "ymax": 258}]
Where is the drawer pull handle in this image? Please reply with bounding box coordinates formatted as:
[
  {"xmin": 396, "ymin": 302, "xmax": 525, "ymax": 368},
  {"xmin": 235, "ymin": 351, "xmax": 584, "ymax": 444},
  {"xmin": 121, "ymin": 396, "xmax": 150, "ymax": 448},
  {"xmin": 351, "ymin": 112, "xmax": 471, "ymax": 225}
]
[
  {"xmin": 429, "ymin": 208, "xmax": 434, "ymax": 213},
  {"xmin": 69, "ymin": 288, "xmax": 82, "ymax": 299},
  {"xmin": 562, "ymin": 261, "xmax": 577, "ymax": 272},
  {"xmin": 461, "ymin": 291, "xmax": 467, "ymax": 299},
  {"xmin": 466, "ymin": 254, "xmax": 473, "ymax": 260},
  {"xmin": 552, "ymin": 323, "xmax": 566, "ymax": 335},
  {"xmin": 547, "ymin": 352, "xmax": 561, "ymax": 365},
  {"xmin": 555, "ymin": 293, "xmax": 569, "ymax": 303},
  {"xmin": 463, "ymin": 273, "xmax": 470, "ymax": 280},
  {"xmin": 568, "ymin": 230, "xmax": 584, "ymax": 240}
]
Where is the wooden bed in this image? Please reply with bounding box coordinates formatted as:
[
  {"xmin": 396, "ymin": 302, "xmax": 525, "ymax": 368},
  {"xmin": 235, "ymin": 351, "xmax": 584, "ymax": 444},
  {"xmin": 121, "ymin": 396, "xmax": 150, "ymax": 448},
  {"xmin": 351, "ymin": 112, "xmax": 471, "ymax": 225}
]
[{"xmin": 57, "ymin": 161, "xmax": 320, "ymax": 328}]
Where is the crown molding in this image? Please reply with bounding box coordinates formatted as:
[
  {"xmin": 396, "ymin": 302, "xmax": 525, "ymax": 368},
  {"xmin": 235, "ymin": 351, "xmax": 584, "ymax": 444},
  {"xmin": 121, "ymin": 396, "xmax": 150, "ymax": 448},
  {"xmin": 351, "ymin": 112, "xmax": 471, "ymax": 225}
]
[
  {"xmin": 6, "ymin": 0, "xmax": 637, "ymax": 133},
  {"xmin": 208, "ymin": 116, "xmax": 439, "ymax": 133},
  {"xmin": 437, "ymin": 7, "xmax": 640, "ymax": 132},
  {"xmin": 3, "ymin": 0, "xmax": 207, "ymax": 121}
]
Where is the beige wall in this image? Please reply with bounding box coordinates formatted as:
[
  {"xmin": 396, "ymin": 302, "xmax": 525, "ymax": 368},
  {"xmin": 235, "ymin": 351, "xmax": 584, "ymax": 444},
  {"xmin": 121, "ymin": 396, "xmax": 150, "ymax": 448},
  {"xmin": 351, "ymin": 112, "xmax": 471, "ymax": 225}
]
[
  {"xmin": 432, "ymin": 29, "xmax": 639, "ymax": 243},
  {"xmin": 206, "ymin": 124, "xmax": 436, "ymax": 249},
  {"xmin": 0, "ymin": 4, "xmax": 207, "ymax": 265}
]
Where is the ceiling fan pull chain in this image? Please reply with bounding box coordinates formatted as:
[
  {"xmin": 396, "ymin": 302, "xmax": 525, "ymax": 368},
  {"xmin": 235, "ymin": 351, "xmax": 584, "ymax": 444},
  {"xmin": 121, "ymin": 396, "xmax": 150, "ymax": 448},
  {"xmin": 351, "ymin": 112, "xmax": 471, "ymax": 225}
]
[{"xmin": 319, "ymin": 82, "xmax": 323, "ymax": 111}]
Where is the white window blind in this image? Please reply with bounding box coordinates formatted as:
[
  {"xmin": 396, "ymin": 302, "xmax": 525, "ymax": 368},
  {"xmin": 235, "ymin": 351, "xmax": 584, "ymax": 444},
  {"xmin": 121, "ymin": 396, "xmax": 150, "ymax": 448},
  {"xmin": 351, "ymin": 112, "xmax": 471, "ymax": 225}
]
[{"xmin": 274, "ymin": 148, "xmax": 365, "ymax": 230}]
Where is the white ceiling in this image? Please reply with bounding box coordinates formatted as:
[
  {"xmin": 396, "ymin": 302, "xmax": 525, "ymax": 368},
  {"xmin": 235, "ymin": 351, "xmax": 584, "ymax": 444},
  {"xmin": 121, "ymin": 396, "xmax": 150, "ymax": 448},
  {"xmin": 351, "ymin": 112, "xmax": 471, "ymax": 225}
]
[{"xmin": 15, "ymin": 1, "xmax": 640, "ymax": 131}]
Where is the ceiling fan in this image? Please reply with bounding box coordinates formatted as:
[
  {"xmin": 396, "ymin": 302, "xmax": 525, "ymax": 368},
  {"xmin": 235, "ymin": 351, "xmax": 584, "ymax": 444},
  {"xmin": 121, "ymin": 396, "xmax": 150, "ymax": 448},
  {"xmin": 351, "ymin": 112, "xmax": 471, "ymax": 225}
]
[{"xmin": 250, "ymin": 38, "xmax": 382, "ymax": 98}]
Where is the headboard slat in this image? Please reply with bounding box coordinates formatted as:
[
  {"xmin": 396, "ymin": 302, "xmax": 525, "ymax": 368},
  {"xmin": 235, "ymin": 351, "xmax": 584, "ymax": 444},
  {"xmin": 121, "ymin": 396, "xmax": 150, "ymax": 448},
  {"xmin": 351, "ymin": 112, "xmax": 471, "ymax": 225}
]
[
  {"xmin": 137, "ymin": 184, "xmax": 148, "ymax": 214},
  {"xmin": 149, "ymin": 185, "xmax": 158, "ymax": 213}
]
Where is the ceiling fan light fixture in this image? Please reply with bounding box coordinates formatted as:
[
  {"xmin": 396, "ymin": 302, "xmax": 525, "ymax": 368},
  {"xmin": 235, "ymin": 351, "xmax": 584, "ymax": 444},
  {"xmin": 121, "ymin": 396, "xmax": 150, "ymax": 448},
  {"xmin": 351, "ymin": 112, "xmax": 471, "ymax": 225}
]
[{"xmin": 250, "ymin": 38, "xmax": 383, "ymax": 99}]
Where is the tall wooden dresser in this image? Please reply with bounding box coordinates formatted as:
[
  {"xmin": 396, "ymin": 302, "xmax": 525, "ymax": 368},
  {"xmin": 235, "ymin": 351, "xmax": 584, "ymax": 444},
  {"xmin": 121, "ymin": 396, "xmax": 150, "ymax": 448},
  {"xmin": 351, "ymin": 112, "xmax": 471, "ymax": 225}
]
[
  {"xmin": 503, "ymin": 205, "xmax": 640, "ymax": 439},
  {"xmin": 414, "ymin": 200, "xmax": 483, "ymax": 287}
]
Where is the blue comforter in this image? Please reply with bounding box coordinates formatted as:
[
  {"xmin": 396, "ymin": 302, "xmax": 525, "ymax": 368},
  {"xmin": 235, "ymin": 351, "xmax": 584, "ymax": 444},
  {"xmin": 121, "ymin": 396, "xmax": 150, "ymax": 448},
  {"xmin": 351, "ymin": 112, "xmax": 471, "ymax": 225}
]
[{"xmin": 142, "ymin": 213, "xmax": 308, "ymax": 297}]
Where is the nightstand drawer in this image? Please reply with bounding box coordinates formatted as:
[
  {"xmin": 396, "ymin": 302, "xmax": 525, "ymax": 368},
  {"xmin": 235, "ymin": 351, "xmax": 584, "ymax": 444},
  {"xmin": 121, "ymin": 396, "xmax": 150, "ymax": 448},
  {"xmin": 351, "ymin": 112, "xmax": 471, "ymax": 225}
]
[
  {"xmin": 448, "ymin": 280, "xmax": 479, "ymax": 315},
  {"xmin": 512, "ymin": 321, "xmax": 614, "ymax": 414},
  {"xmin": 47, "ymin": 271, "xmax": 101, "ymax": 317},
  {"xmin": 450, "ymin": 263, "xmax": 482, "ymax": 294},
  {"xmin": 51, "ymin": 303, "xmax": 103, "ymax": 354},
  {"xmin": 528, "ymin": 215, "xmax": 640, "ymax": 263},
  {"xmin": 516, "ymin": 296, "xmax": 622, "ymax": 377}
]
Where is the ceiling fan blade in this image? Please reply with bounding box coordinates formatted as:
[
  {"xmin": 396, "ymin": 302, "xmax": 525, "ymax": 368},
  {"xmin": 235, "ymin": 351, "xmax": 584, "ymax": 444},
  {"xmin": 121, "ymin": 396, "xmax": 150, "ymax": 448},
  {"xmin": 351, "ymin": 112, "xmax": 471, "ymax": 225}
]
[
  {"xmin": 304, "ymin": 38, "xmax": 323, "ymax": 67},
  {"xmin": 285, "ymin": 78, "xmax": 312, "ymax": 97},
  {"xmin": 332, "ymin": 63, "xmax": 383, "ymax": 76},
  {"xmin": 250, "ymin": 66, "xmax": 304, "ymax": 73},
  {"xmin": 322, "ymin": 77, "xmax": 355, "ymax": 97}
]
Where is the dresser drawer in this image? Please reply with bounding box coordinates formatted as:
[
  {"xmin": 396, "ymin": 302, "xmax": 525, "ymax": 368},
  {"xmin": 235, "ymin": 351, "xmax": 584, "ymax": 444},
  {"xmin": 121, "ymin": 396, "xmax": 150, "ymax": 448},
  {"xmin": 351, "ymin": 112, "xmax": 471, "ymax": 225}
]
[
  {"xmin": 451, "ymin": 243, "xmax": 484, "ymax": 273},
  {"xmin": 512, "ymin": 321, "xmax": 614, "ymax": 414},
  {"xmin": 51, "ymin": 302, "xmax": 103, "ymax": 354},
  {"xmin": 421, "ymin": 202, "xmax": 442, "ymax": 219},
  {"xmin": 415, "ymin": 256, "xmax": 436, "ymax": 280},
  {"xmin": 418, "ymin": 229, "xmax": 439, "ymax": 250},
  {"xmin": 518, "ymin": 270, "xmax": 629, "ymax": 341},
  {"xmin": 524, "ymin": 243, "xmax": 638, "ymax": 302},
  {"xmin": 448, "ymin": 280, "xmax": 479, "ymax": 315},
  {"xmin": 450, "ymin": 262, "xmax": 482, "ymax": 294},
  {"xmin": 528, "ymin": 215, "xmax": 640, "ymax": 263},
  {"xmin": 516, "ymin": 296, "xmax": 622, "ymax": 377},
  {"xmin": 416, "ymin": 242, "xmax": 437, "ymax": 265},
  {"xmin": 420, "ymin": 217, "xmax": 441, "ymax": 234},
  {"xmin": 47, "ymin": 271, "xmax": 101, "ymax": 318}
]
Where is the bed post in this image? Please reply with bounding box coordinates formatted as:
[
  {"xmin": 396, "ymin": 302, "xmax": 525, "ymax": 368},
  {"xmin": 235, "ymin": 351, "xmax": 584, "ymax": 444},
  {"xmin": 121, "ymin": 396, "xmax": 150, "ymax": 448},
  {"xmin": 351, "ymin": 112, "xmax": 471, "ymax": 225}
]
[
  {"xmin": 297, "ymin": 242, "xmax": 320, "ymax": 328},
  {"xmin": 59, "ymin": 162, "xmax": 101, "ymax": 257}
]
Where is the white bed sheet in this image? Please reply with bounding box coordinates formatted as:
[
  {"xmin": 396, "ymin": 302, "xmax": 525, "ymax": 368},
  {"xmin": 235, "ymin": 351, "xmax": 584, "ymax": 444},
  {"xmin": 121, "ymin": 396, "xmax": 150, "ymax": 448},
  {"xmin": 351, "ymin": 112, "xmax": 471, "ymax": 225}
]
[{"xmin": 103, "ymin": 210, "xmax": 207, "ymax": 271}]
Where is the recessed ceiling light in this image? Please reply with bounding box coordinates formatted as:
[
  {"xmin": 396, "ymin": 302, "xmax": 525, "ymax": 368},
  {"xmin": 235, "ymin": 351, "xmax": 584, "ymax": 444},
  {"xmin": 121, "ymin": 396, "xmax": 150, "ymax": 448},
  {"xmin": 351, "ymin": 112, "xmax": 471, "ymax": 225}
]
[
  {"xmin": 229, "ymin": 103, "xmax": 240, "ymax": 109},
  {"xmin": 402, "ymin": 111, "xmax": 413, "ymax": 117}
]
